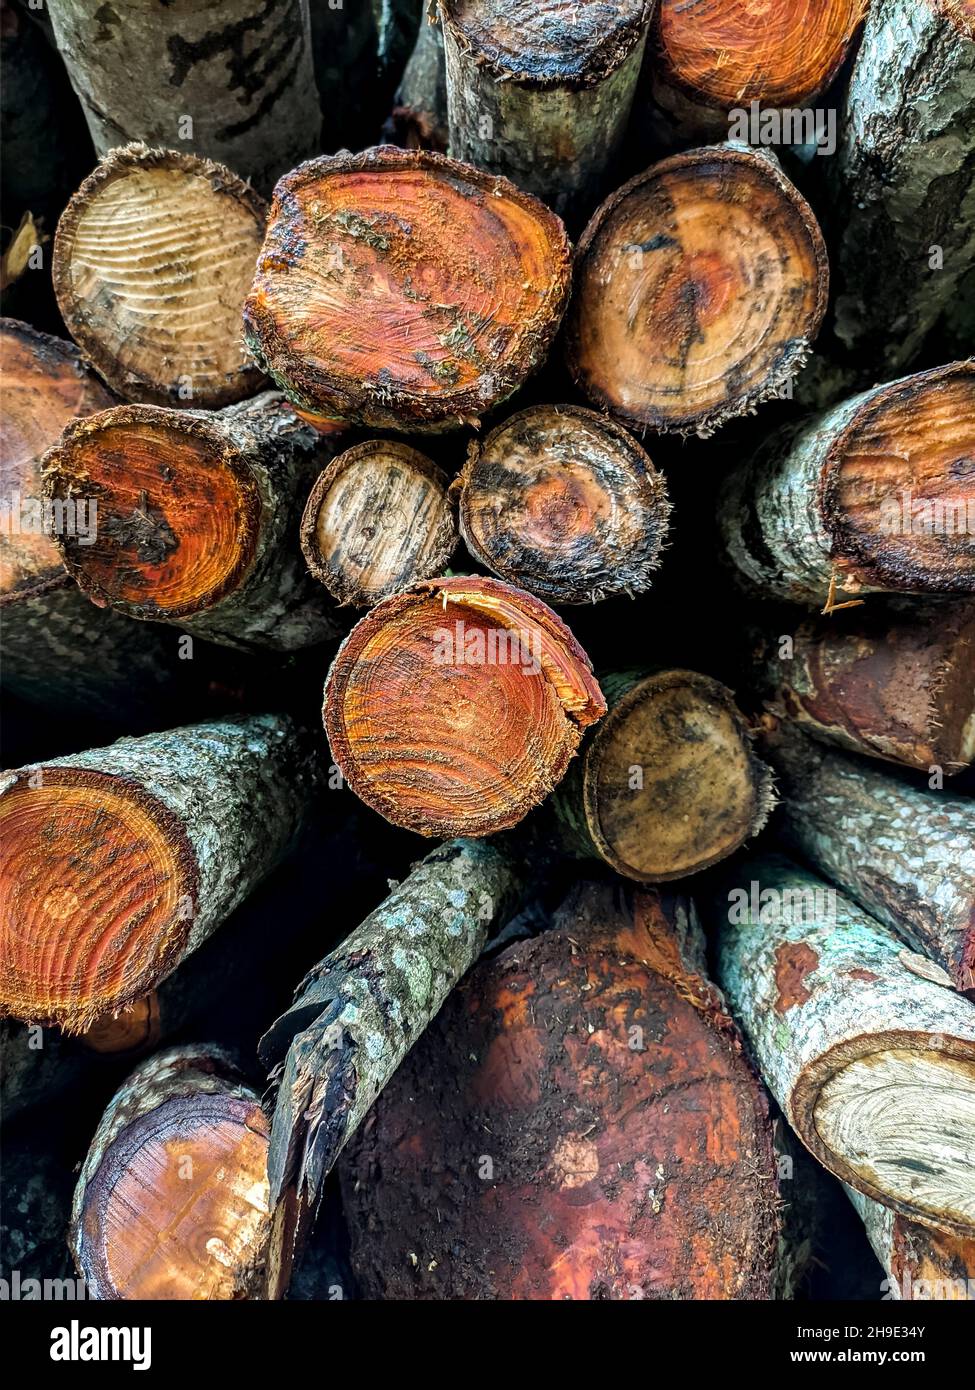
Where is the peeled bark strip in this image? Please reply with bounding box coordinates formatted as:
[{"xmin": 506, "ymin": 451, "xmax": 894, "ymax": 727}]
[
  {"xmin": 53, "ymin": 145, "xmax": 267, "ymax": 408},
  {"xmin": 46, "ymin": 0, "xmax": 320, "ymax": 195},
  {"xmin": 751, "ymin": 599, "xmax": 975, "ymax": 773},
  {"xmin": 763, "ymin": 729, "xmax": 975, "ymax": 993},
  {"xmin": 386, "ymin": 7, "xmax": 448, "ymax": 151},
  {"xmin": 340, "ymin": 879, "xmax": 780, "ymax": 1299},
  {"xmin": 324, "ymin": 575, "xmax": 605, "ymax": 837},
  {"xmin": 715, "ymin": 853, "xmax": 975, "ymax": 1238},
  {"xmin": 553, "ymin": 670, "xmax": 774, "ymax": 882},
  {"xmin": 719, "ymin": 362, "xmax": 975, "ymax": 607},
  {"xmin": 438, "ymin": 0, "xmax": 653, "ymax": 218},
  {"xmin": 44, "ymin": 393, "xmax": 340, "ymax": 651},
  {"xmin": 832, "ymin": 0, "xmax": 975, "ymax": 371},
  {"xmin": 845, "ymin": 1188, "xmax": 975, "ymax": 1301},
  {"xmin": 0, "ymin": 714, "xmax": 314, "ymax": 1031},
  {"xmin": 243, "ymin": 146, "xmax": 571, "ymax": 431},
  {"xmin": 454, "ymin": 405, "xmax": 671, "ymax": 605},
  {"xmin": 565, "ymin": 144, "xmax": 828, "ymax": 436},
  {"xmin": 300, "ymin": 440, "xmax": 456, "ymax": 607},
  {"xmin": 259, "ymin": 838, "xmax": 523, "ymax": 1298},
  {"xmin": 70, "ymin": 1046, "xmax": 271, "ymax": 1300}
]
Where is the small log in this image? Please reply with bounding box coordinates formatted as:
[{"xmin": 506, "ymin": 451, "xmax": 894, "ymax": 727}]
[
  {"xmin": 259, "ymin": 837, "xmax": 523, "ymax": 1297},
  {"xmin": 438, "ymin": 0, "xmax": 653, "ymax": 219},
  {"xmin": 44, "ymin": 392, "xmax": 341, "ymax": 651},
  {"xmin": 69, "ymin": 1045, "xmax": 271, "ymax": 1300},
  {"xmin": 552, "ymin": 669, "xmax": 775, "ymax": 882},
  {"xmin": 300, "ymin": 439, "xmax": 456, "ymax": 607},
  {"xmin": 323, "ymin": 574, "xmax": 605, "ymax": 836},
  {"xmin": 340, "ymin": 879, "xmax": 780, "ymax": 1299},
  {"xmin": 715, "ymin": 852, "xmax": 975, "ymax": 1238},
  {"xmin": 751, "ymin": 599, "xmax": 975, "ymax": 773},
  {"xmin": 0, "ymin": 714, "xmax": 315, "ymax": 1031},
  {"xmin": 763, "ymin": 727, "xmax": 975, "ymax": 993},
  {"xmin": 831, "ymin": 0, "xmax": 975, "ymax": 371},
  {"xmin": 718, "ymin": 361, "xmax": 975, "ymax": 607},
  {"xmin": 46, "ymin": 0, "xmax": 320, "ymax": 195},
  {"xmin": 385, "ymin": 6, "xmax": 448, "ymax": 151},
  {"xmin": 53, "ymin": 144, "xmax": 267, "ymax": 408},
  {"xmin": 453, "ymin": 404, "xmax": 671, "ymax": 605},
  {"xmin": 845, "ymin": 1188, "xmax": 975, "ymax": 1301},
  {"xmin": 243, "ymin": 146, "xmax": 571, "ymax": 431},
  {"xmin": 564, "ymin": 144, "xmax": 828, "ymax": 436}
]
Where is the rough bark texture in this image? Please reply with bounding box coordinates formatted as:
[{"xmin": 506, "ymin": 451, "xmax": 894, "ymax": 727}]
[
  {"xmin": 385, "ymin": 5, "xmax": 448, "ymax": 150},
  {"xmin": 258, "ymin": 838, "xmax": 523, "ymax": 1297},
  {"xmin": 763, "ymin": 727, "xmax": 975, "ymax": 993},
  {"xmin": 0, "ymin": 714, "xmax": 316, "ymax": 1030},
  {"xmin": 718, "ymin": 361, "xmax": 975, "ymax": 608},
  {"xmin": 831, "ymin": 0, "xmax": 975, "ymax": 371},
  {"xmin": 340, "ymin": 879, "xmax": 781, "ymax": 1299},
  {"xmin": 564, "ymin": 144, "xmax": 829, "ymax": 437},
  {"xmin": 45, "ymin": 392, "xmax": 341, "ymax": 652},
  {"xmin": 52, "ymin": 144, "xmax": 268, "ymax": 408},
  {"xmin": 46, "ymin": 0, "xmax": 321, "ymax": 195},
  {"xmin": 749, "ymin": 599, "xmax": 975, "ymax": 773},
  {"xmin": 715, "ymin": 853, "xmax": 975, "ymax": 1237},
  {"xmin": 846, "ymin": 1186, "xmax": 975, "ymax": 1300},
  {"xmin": 453, "ymin": 405, "xmax": 671, "ymax": 605},
  {"xmin": 439, "ymin": 0, "xmax": 653, "ymax": 222},
  {"xmin": 69, "ymin": 1045, "xmax": 271, "ymax": 1300}
]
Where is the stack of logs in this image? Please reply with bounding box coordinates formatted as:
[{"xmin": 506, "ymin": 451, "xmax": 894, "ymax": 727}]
[{"xmin": 1, "ymin": 0, "xmax": 974, "ymax": 1304}]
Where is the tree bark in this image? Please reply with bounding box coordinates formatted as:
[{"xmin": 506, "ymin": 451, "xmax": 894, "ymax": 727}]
[
  {"xmin": 718, "ymin": 361, "xmax": 975, "ymax": 608},
  {"xmin": 0, "ymin": 713, "xmax": 316, "ymax": 1030},
  {"xmin": 44, "ymin": 392, "xmax": 341, "ymax": 651},
  {"xmin": 242, "ymin": 146, "xmax": 571, "ymax": 431},
  {"xmin": 453, "ymin": 404, "xmax": 670, "ymax": 605},
  {"xmin": 845, "ymin": 1187, "xmax": 975, "ymax": 1301},
  {"xmin": 831, "ymin": 0, "xmax": 975, "ymax": 372},
  {"xmin": 69, "ymin": 1045, "xmax": 272, "ymax": 1300},
  {"xmin": 564, "ymin": 144, "xmax": 829, "ymax": 437},
  {"xmin": 384, "ymin": 4, "xmax": 448, "ymax": 151},
  {"xmin": 438, "ymin": 0, "xmax": 653, "ymax": 222},
  {"xmin": 258, "ymin": 837, "xmax": 523, "ymax": 1297},
  {"xmin": 46, "ymin": 0, "xmax": 321, "ymax": 195},
  {"xmin": 300, "ymin": 439, "xmax": 456, "ymax": 607},
  {"xmin": 52, "ymin": 144, "xmax": 268, "ymax": 408},
  {"xmin": 714, "ymin": 852, "xmax": 975, "ymax": 1238},
  {"xmin": 323, "ymin": 574, "xmax": 605, "ymax": 836}
]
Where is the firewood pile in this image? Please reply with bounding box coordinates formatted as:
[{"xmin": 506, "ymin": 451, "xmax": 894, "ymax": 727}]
[{"xmin": 1, "ymin": 0, "xmax": 973, "ymax": 1306}]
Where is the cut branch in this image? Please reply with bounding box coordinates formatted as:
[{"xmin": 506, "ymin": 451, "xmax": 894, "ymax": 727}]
[{"xmin": 845, "ymin": 1187, "xmax": 975, "ymax": 1301}]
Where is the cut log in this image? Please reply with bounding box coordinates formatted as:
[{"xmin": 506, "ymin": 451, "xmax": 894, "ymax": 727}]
[
  {"xmin": 242, "ymin": 146, "xmax": 571, "ymax": 431},
  {"xmin": 552, "ymin": 669, "xmax": 775, "ymax": 882},
  {"xmin": 750, "ymin": 599, "xmax": 975, "ymax": 773},
  {"xmin": 564, "ymin": 144, "xmax": 829, "ymax": 437},
  {"xmin": 715, "ymin": 852, "xmax": 975, "ymax": 1238},
  {"xmin": 385, "ymin": 6, "xmax": 448, "ymax": 151},
  {"xmin": 46, "ymin": 0, "xmax": 320, "ymax": 195},
  {"xmin": 761, "ymin": 727, "xmax": 975, "ymax": 994},
  {"xmin": 300, "ymin": 439, "xmax": 456, "ymax": 607},
  {"xmin": 44, "ymin": 392, "xmax": 341, "ymax": 651},
  {"xmin": 339, "ymin": 879, "xmax": 780, "ymax": 1299},
  {"xmin": 831, "ymin": 0, "xmax": 975, "ymax": 372},
  {"xmin": 323, "ymin": 574, "xmax": 605, "ymax": 836},
  {"xmin": 718, "ymin": 361, "xmax": 975, "ymax": 608},
  {"xmin": 453, "ymin": 404, "xmax": 671, "ymax": 605},
  {"xmin": 259, "ymin": 837, "xmax": 523, "ymax": 1297},
  {"xmin": 70, "ymin": 1045, "xmax": 271, "ymax": 1300},
  {"xmin": 0, "ymin": 714, "xmax": 315, "ymax": 1031},
  {"xmin": 438, "ymin": 0, "xmax": 653, "ymax": 220},
  {"xmin": 52, "ymin": 144, "xmax": 267, "ymax": 408},
  {"xmin": 845, "ymin": 1188, "xmax": 975, "ymax": 1301}
]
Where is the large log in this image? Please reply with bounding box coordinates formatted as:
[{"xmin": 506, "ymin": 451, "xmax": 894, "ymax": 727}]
[
  {"xmin": 69, "ymin": 1045, "xmax": 272, "ymax": 1300},
  {"xmin": 243, "ymin": 147, "xmax": 571, "ymax": 431},
  {"xmin": 340, "ymin": 880, "xmax": 781, "ymax": 1299},
  {"xmin": 0, "ymin": 714, "xmax": 316, "ymax": 1031},
  {"xmin": 453, "ymin": 404, "xmax": 671, "ymax": 605},
  {"xmin": 715, "ymin": 853, "xmax": 975, "ymax": 1238},
  {"xmin": 46, "ymin": 0, "xmax": 321, "ymax": 194},
  {"xmin": 845, "ymin": 1188, "xmax": 975, "ymax": 1301},
  {"xmin": 564, "ymin": 144, "xmax": 828, "ymax": 436},
  {"xmin": 718, "ymin": 361, "xmax": 975, "ymax": 608},
  {"xmin": 323, "ymin": 575, "xmax": 605, "ymax": 836},
  {"xmin": 53, "ymin": 145, "xmax": 267, "ymax": 408}
]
